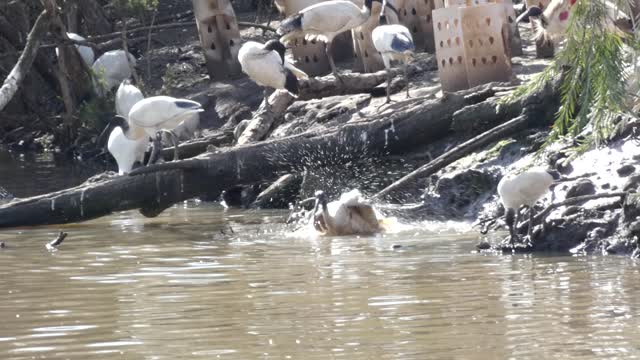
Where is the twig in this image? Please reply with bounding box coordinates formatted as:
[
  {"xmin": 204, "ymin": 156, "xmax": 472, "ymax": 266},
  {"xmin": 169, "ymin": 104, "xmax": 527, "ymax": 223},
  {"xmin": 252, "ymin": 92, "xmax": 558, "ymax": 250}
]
[
  {"xmin": 121, "ymin": 20, "xmax": 143, "ymax": 93},
  {"xmin": 46, "ymin": 231, "xmax": 67, "ymax": 250},
  {"xmin": 146, "ymin": 10, "xmax": 157, "ymax": 82},
  {"xmin": 517, "ymin": 192, "xmax": 628, "ymax": 233},
  {"xmin": 83, "ymin": 21, "xmax": 275, "ymax": 43},
  {"xmin": 372, "ymin": 113, "xmax": 530, "ymax": 200}
]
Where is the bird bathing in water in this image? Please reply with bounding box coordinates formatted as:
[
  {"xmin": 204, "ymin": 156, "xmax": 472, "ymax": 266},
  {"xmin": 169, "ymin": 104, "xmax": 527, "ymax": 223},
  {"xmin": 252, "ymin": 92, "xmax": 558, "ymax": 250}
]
[
  {"xmin": 497, "ymin": 168, "xmax": 560, "ymax": 244},
  {"xmin": 238, "ymin": 39, "xmax": 308, "ymax": 115},
  {"xmin": 277, "ymin": 0, "xmax": 383, "ymax": 83},
  {"xmin": 311, "ymin": 189, "xmax": 390, "ymax": 236},
  {"xmin": 372, "ymin": 1, "xmax": 414, "ymax": 103},
  {"xmin": 127, "ymin": 96, "xmax": 204, "ymax": 164}
]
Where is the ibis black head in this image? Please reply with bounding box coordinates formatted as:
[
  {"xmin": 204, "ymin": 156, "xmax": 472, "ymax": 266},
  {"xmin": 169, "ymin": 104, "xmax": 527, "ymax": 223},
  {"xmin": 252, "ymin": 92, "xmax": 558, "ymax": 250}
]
[
  {"xmin": 315, "ymin": 190, "xmax": 328, "ymax": 205},
  {"xmin": 546, "ymin": 169, "xmax": 561, "ymax": 181},
  {"xmin": 516, "ymin": 6, "xmax": 543, "ymax": 23},
  {"xmin": 365, "ymin": 0, "xmax": 383, "ymax": 10},
  {"xmin": 264, "ymin": 39, "xmax": 286, "ymax": 64},
  {"xmin": 379, "ymin": 13, "xmax": 388, "ymax": 25},
  {"xmin": 96, "ymin": 115, "xmax": 128, "ymax": 147}
]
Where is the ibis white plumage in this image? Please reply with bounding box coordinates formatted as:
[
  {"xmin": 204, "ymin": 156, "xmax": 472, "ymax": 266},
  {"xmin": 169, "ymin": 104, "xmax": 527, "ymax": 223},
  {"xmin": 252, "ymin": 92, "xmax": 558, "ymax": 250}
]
[
  {"xmin": 497, "ymin": 168, "xmax": 560, "ymax": 242},
  {"xmin": 312, "ymin": 189, "xmax": 388, "ymax": 236},
  {"xmin": 372, "ymin": 6, "xmax": 414, "ymax": 103},
  {"xmin": 115, "ymin": 80, "xmax": 144, "ymax": 118},
  {"xmin": 128, "ymin": 96, "xmax": 204, "ymax": 164},
  {"xmin": 107, "ymin": 122, "xmax": 148, "ymax": 175},
  {"xmin": 277, "ymin": 0, "xmax": 381, "ymax": 82},
  {"xmin": 55, "ymin": 33, "xmax": 95, "ymax": 67},
  {"xmin": 107, "ymin": 80, "xmax": 148, "ymax": 175},
  {"xmin": 238, "ymin": 39, "xmax": 308, "ymax": 114},
  {"xmin": 92, "ymin": 50, "xmax": 137, "ymax": 97}
]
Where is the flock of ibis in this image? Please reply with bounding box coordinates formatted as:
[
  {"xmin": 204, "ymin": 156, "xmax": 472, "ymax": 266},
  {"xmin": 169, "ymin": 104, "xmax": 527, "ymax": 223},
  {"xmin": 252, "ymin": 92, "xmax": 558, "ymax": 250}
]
[{"xmin": 59, "ymin": 0, "xmax": 600, "ymax": 240}]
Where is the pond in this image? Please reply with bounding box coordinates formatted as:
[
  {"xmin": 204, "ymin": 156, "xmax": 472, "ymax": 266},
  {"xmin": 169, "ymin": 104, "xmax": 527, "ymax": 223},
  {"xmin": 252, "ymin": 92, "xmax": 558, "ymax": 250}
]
[{"xmin": 1, "ymin": 150, "xmax": 640, "ymax": 359}]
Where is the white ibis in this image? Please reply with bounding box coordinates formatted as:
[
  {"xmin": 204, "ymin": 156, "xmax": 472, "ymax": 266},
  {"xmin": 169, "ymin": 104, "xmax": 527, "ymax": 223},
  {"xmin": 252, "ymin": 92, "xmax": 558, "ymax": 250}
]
[
  {"xmin": 92, "ymin": 50, "xmax": 137, "ymax": 97},
  {"xmin": 497, "ymin": 168, "xmax": 560, "ymax": 243},
  {"xmin": 372, "ymin": 5, "xmax": 414, "ymax": 103},
  {"xmin": 128, "ymin": 96, "xmax": 204, "ymax": 164},
  {"xmin": 115, "ymin": 80, "xmax": 144, "ymax": 118},
  {"xmin": 277, "ymin": 0, "xmax": 382, "ymax": 82},
  {"xmin": 312, "ymin": 189, "xmax": 387, "ymax": 236},
  {"xmin": 238, "ymin": 39, "xmax": 308, "ymax": 114},
  {"xmin": 55, "ymin": 32, "xmax": 95, "ymax": 67},
  {"xmin": 516, "ymin": 0, "xmax": 632, "ymax": 41},
  {"xmin": 106, "ymin": 116, "xmax": 148, "ymax": 175}
]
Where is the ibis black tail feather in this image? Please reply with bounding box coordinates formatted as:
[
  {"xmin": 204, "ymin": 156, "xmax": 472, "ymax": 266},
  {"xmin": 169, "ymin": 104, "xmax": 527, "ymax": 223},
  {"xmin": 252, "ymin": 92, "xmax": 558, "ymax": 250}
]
[{"xmin": 284, "ymin": 69, "xmax": 299, "ymax": 97}]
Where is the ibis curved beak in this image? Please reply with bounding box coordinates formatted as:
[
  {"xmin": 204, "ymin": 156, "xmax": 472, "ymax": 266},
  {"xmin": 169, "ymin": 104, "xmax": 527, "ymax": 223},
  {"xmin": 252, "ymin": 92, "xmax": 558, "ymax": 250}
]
[{"xmin": 516, "ymin": 6, "xmax": 543, "ymax": 24}]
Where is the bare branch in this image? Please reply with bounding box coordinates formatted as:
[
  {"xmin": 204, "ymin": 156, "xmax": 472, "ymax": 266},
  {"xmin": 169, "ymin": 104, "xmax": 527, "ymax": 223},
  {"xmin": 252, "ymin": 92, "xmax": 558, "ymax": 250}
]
[{"xmin": 0, "ymin": 9, "xmax": 50, "ymax": 112}]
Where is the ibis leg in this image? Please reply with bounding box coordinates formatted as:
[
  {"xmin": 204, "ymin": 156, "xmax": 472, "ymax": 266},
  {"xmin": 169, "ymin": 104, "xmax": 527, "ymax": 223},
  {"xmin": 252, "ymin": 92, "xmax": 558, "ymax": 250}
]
[
  {"xmin": 403, "ymin": 62, "xmax": 410, "ymax": 98},
  {"xmin": 325, "ymin": 40, "xmax": 343, "ymax": 84},
  {"xmin": 385, "ymin": 68, "xmax": 392, "ymax": 103},
  {"xmin": 263, "ymin": 88, "xmax": 272, "ymax": 115},
  {"xmin": 147, "ymin": 132, "xmax": 163, "ymax": 165},
  {"xmin": 160, "ymin": 129, "xmax": 180, "ymax": 161}
]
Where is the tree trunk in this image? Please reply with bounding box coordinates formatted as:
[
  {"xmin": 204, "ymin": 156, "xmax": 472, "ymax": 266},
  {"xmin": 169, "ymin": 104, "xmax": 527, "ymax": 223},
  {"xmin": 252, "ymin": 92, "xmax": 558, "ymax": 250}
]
[
  {"xmin": 0, "ymin": 9, "xmax": 50, "ymax": 113},
  {"xmin": 77, "ymin": 0, "xmax": 112, "ymax": 35}
]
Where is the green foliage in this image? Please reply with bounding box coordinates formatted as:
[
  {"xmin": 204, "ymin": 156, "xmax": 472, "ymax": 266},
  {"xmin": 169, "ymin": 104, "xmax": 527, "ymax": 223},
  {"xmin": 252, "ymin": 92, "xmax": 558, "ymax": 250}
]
[
  {"xmin": 78, "ymin": 95, "xmax": 114, "ymax": 134},
  {"xmin": 505, "ymin": 0, "xmax": 637, "ymax": 150}
]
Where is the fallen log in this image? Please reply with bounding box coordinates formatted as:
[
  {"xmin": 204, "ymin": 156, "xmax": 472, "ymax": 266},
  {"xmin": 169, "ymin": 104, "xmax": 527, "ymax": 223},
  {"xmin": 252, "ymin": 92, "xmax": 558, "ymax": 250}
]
[
  {"xmin": 0, "ymin": 80, "xmax": 499, "ymax": 228},
  {"xmin": 237, "ymin": 56, "xmax": 437, "ymax": 145},
  {"xmin": 372, "ymin": 74, "xmax": 562, "ymax": 201}
]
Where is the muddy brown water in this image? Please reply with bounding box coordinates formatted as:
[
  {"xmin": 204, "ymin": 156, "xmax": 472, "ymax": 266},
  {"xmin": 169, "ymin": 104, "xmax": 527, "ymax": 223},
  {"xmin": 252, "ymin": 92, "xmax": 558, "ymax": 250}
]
[{"xmin": 2, "ymin": 150, "xmax": 640, "ymax": 359}]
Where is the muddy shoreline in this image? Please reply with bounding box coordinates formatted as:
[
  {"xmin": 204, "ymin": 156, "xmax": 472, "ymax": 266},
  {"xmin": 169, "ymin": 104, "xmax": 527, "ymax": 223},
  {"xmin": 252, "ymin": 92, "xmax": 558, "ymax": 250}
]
[{"xmin": 1, "ymin": 4, "xmax": 638, "ymax": 257}]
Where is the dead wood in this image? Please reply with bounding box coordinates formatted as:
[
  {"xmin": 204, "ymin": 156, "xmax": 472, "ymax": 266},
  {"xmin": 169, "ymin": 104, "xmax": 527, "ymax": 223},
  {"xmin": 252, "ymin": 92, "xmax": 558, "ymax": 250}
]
[
  {"xmin": 77, "ymin": 0, "xmax": 112, "ymax": 35},
  {"xmin": 237, "ymin": 56, "xmax": 438, "ymax": 145},
  {"xmin": 372, "ymin": 75, "xmax": 562, "ymax": 201},
  {"xmin": 0, "ymin": 9, "xmax": 50, "ymax": 113},
  {"xmin": 0, "ymin": 80, "xmax": 498, "ymax": 228},
  {"xmin": 372, "ymin": 113, "xmax": 531, "ymax": 201},
  {"xmin": 517, "ymin": 192, "xmax": 628, "ymax": 233}
]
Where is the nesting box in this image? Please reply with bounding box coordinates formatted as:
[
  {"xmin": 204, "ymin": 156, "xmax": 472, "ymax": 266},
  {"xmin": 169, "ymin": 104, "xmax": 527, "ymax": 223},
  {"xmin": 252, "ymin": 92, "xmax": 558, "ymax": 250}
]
[
  {"xmin": 433, "ymin": 3, "xmax": 512, "ymax": 91},
  {"xmin": 440, "ymin": 0, "xmax": 521, "ymax": 56},
  {"xmin": 393, "ymin": 0, "xmax": 439, "ymax": 53},
  {"xmin": 525, "ymin": 0, "xmax": 554, "ymax": 57},
  {"xmin": 192, "ymin": 0, "xmax": 242, "ymax": 80}
]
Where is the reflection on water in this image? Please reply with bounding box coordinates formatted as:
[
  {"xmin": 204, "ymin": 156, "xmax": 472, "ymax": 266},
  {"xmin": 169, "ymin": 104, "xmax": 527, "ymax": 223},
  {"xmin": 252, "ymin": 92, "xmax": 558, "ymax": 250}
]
[
  {"xmin": 0, "ymin": 149, "xmax": 102, "ymax": 198},
  {"xmin": 1, "ymin": 204, "xmax": 640, "ymax": 359},
  {"xmin": 2, "ymin": 150, "xmax": 640, "ymax": 359}
]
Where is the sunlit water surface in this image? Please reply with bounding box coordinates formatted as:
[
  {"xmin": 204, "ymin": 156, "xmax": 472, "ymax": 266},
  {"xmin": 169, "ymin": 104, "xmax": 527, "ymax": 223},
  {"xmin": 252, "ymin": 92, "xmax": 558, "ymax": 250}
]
[{"xmin": 2, "ymin": 151, "xmax": 640, "ymax": 359}]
